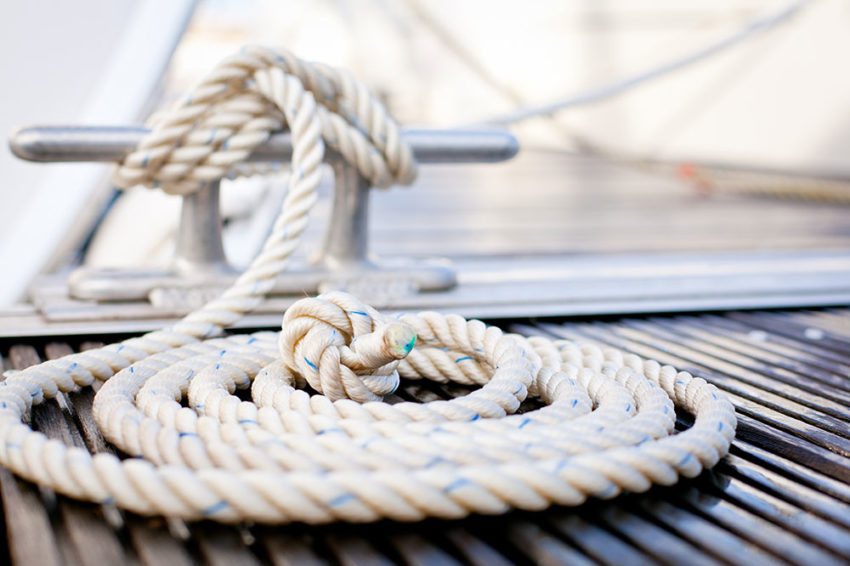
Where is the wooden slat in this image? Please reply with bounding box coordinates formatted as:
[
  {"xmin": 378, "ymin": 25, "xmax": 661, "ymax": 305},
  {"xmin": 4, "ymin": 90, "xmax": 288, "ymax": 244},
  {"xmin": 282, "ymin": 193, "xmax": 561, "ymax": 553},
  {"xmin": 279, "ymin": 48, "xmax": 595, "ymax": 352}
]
[
  {"xmin": 646, "ymin": 317, "xmax": 850, "ymax": 403},
  {"xmin": 50, "ymin": 342, "xmax": 204, "ymax": 566},
  {"xmin": 324, "ymin": 534, "xmax": 396, "ymax": 566},
  {"xmin": 727, "ymin": 313, "xmax": 850, "ymax": 356},
  {"xmin": 502, "ymin": 522, "xmax": 596, "ymax": 566},
  {"xmin": 730, "ymin": 439, "xmax": 850, "ymax": 504},
  {"xmin": 636, "ymin": 498, "xmax": 781, "ymax": 566},
  {"xmin": 442, "ymin": 528, "xmax": 515, "ymax": 566},
  {"xmin": 193, "ymin": 524, "xmax": 262, "ymax": 566},
  {"xmin": 734, "ymin": 414, "xmax": 850, "ymax": 484},
  {"xmin": 0, "ymin": 464, "xmax": 64, "ymax": 566},
  {"xmin": 387, "ymin": 533, "xmax": 464, "ymax": 566},
  {"xmin": 721, "ymin": 454, "xmax": 850, "ymax": 529},
  {"xmin": 14, "ymin": 344, "xmax": 130, "ymax": 566},
  {"xmin": 126, "ymin": 517, "xmax": 195, "ymax": 566},
  {"xmin": 719, "ymin": 478, "xmax": 850, "ymax": 558},
  {"xmin": 258, "ymin": 532, "xmax": 331, "ymax": 566},
  {"xmin": 606, "ymin": 320, "xmax": 850, "ymax": 423},
  {"xmin": 0, "ymin": 349, "xmax": 64, "ymax": 566},
  {"xmin": 546, "ymin": 513, "xmax": 656, "ymax": 566},
  {"xmin": 594, "ymin": 506, "xmax": 723, "ymax": 566},
  {"xmin": 673, "ymin": 484, "xmax": 843, "ymax": 566},
  {"xmin": 680, "ymin": 315, "xmax": 850, "ymax": 390}
]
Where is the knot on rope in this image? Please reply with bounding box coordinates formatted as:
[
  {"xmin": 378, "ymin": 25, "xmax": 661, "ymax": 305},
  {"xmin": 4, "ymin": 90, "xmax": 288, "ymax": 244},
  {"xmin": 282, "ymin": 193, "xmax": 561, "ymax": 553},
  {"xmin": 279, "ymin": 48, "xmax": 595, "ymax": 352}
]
[
  {"xmin": 113, "ymin": 45, "xmax": 417, "ymax": 195},
  {"xmin": 278, "ymin": 291, "xmax": 416, "ymax": 402}
]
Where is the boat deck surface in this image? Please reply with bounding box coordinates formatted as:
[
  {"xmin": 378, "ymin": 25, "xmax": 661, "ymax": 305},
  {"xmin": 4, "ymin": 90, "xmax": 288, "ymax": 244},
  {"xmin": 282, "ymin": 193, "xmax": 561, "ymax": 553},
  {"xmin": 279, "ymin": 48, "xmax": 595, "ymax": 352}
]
[
  {"xmin": 361, "ymin": 151, "xmax": 850, "ymax": 257},
  {"xmin": 1, "ymin": 151, "xmax": 849, "ymax": 564},
  {"xmin": 1, "ymin": 307, "xmax": 849, "ymax": 566}
]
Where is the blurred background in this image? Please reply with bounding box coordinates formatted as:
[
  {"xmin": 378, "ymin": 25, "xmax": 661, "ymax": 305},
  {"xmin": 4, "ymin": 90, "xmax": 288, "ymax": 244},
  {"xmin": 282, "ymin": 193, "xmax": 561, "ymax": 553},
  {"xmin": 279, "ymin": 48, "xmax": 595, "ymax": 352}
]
[
  {"xmin": 163, "ymin": 0, "xmax": 850, "ymax": 167},
  {"xmin": 1, "ymin": 0, "xmax": 849, "ymax": 307}
]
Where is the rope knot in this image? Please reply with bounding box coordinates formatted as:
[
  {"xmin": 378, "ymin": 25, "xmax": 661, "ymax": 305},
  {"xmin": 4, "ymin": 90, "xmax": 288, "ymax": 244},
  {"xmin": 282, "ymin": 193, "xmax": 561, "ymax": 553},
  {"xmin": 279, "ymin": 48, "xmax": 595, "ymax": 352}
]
[{"xmin": 278, "ymin": 291, "xmax": 416, "ymax": 402}]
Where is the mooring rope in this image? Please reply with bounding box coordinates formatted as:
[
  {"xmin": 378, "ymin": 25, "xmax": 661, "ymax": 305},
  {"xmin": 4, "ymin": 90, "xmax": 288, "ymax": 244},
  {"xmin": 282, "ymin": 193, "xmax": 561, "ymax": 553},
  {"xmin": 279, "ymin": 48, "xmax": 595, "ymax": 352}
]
[{"xmin": 0, "ymin": 46, "xmax": 735, "ymax": 524}]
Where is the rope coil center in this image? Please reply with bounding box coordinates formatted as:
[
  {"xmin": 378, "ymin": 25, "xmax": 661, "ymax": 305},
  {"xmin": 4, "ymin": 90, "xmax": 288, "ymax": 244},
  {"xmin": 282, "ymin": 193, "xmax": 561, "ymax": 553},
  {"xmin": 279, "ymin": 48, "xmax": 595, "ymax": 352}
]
[
  {"xmin": 0, "ymin": 46, "xmax": 736, "ymax": 525},
  {"xmin": 278, "ymin": 292, "xmax": 416, "ymax": 402}
]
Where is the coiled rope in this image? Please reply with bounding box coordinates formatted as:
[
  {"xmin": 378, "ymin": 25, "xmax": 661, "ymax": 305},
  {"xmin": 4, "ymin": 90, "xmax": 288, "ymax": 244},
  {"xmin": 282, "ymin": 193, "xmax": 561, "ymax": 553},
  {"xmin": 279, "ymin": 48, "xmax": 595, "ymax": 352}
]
[{"xmin": 0, "ymin": 46, "xmax": 736, "ymax": 524}]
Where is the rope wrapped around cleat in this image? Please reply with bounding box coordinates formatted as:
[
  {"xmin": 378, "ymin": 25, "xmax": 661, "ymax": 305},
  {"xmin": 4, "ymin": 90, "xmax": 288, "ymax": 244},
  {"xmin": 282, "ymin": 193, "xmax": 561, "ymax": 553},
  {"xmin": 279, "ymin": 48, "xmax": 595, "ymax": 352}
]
[{"xmin": 0, "ymin": 46, "xmax": 736, "ymax": 524}]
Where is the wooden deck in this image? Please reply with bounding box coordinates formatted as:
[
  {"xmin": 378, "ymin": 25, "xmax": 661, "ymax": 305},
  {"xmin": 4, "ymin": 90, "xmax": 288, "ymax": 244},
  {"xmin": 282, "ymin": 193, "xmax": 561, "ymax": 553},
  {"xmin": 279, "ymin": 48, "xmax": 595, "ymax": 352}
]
[
  {"xmin": 1, "ymin": 149, "xmax": 849, "ymax": 564},
  {"xmin": 1, "ymin": 307, "xmax": 849, "ymax": 566}
]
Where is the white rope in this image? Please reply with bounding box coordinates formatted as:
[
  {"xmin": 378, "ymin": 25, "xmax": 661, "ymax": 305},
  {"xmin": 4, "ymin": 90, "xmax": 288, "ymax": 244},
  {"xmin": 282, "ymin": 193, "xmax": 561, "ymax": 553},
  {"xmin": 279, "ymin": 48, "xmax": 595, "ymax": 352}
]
[{"xmin": 0, "ymin": 46, "xmax": 736, "ymax": 524}]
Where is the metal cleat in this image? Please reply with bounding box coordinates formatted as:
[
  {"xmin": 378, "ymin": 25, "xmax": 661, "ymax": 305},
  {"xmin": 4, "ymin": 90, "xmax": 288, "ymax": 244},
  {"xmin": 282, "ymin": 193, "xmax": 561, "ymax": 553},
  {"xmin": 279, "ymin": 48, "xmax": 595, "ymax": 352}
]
[{"xmin": 11, "ymin": 126, "xmax": 518, "ymax": 304}]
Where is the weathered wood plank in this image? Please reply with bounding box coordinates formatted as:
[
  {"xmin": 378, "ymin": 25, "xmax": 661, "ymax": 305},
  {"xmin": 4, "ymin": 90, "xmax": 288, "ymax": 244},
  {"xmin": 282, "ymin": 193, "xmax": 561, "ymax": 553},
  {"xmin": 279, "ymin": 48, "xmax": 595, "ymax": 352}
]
[
  {"xmin": 721, "ymin": 454, "xmax": 850, "ymax": 529},
  {"xmin": 636, "ymin": 498, "xmax": 782, "ymax": 566},
  {"xmin": 503, "ymin": 522, "xmax": 596, "ymax": 566},
  {"xmin": 0, "ymin": 466, "xmax": 64, "ymax": 566},
  {"xmin": 595, "ymin": 506, "xmax": 723, "ymax": 566},
  {"xmin": 441, "ymin": 528, "xmax": 514, "ymax": 566},
  {"xmin": 546, "ymin": 513, "xmax": 655, "ymax": 566},
  {"xmin": 16, "ymin": 344, "xmax": 130, "ymax": 566},
  {"xmin": 126, "ymin": 517, "xmax": 195, "ymax": 566},
  {"xmin": 673, "ymin": 484, "xmax": 844, "ymax": 566},
  {"xmin": 622, "ymin": 318, "xmax": 850, "ymax": 414},
  {"xmin": 325, "ymin": 534, "xmax": 396, "ymax": 566},
  {"xmin": 728, "ymin": 313, "xmax": 850, "ymax": 356},
  {"xmin": 648, "ymin": 317, "xmax": 850, "ymax": 401},
  {"xmin": 718, "ymin": 478, "xmax": 850, "ymax": 558},
  {"xmin": 46, "ymin": 342, "xmax": 203, "ymax": 566},
  {"xmin": 734, "ymin": 414, "xmax": 850, "ymax": 484},
  {"xmin": 680, "ymin": 314, "xmax": 850, "ymax": 390},
  {"xmin": 387, "ymin": 532, "xmax": 463, "ymax": 566},
  {"xmin": 730, "ymin": 439, "xmax": 850, "ymax": 504},
  {"xmin": 258, "ymin": 532, "xmax": 331, "ymax": 566},
  {"xmin": 193, "ymin": 524, "xmax": 263, "ymax": 566},
  {"xmin": 0, "ymin": 350, "xmax": 65, "ymax": 566}
]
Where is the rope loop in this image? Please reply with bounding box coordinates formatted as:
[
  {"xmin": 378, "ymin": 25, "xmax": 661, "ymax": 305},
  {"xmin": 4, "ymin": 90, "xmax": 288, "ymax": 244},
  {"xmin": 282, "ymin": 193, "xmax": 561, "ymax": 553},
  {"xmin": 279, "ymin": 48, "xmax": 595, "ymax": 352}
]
[{"xmin": 114, "ymin": 45, "xmax": 417, "ymax": 195}]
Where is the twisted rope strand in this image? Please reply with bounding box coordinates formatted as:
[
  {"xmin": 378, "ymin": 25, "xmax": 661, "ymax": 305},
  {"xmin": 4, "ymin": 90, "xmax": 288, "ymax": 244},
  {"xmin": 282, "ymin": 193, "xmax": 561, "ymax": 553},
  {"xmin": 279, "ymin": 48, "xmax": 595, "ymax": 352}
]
[{"xmin": 0, "ymin": 47, "xmax": 736, "ymax": 524}]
